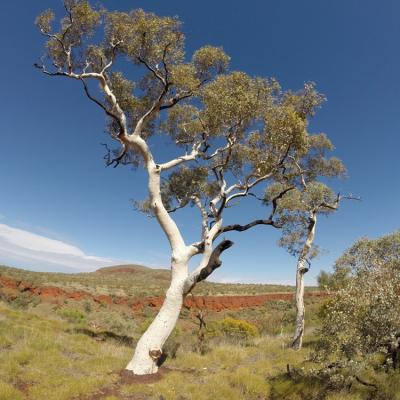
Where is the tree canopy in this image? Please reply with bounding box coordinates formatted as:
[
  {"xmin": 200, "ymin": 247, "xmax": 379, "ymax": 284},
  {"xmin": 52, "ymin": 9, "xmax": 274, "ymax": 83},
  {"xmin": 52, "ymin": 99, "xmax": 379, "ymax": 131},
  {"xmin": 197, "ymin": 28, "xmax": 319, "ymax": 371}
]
[{"xmin": 35, "ymin": 2, "xmax": 344, "ymax": 233}]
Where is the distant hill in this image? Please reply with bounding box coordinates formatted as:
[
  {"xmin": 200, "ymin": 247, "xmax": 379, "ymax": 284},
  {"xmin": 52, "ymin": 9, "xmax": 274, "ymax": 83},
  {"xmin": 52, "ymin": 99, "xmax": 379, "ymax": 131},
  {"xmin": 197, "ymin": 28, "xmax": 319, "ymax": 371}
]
[{"xmin": 96, "ymin": 264, "xmax": 169, "ymax": 275}]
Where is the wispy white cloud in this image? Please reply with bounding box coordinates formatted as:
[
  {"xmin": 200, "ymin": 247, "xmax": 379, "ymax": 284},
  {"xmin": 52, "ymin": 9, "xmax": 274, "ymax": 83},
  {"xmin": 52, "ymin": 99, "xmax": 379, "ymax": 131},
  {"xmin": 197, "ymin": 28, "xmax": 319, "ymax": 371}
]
[{"xmin": 0, "ymin": 223, "xmax": 126, "ymax": 272}]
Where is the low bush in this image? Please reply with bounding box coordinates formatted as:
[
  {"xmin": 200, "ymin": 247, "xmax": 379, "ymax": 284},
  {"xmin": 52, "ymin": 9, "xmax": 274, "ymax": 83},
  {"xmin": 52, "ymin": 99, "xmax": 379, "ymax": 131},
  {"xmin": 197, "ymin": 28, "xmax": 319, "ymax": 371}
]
[
  {"xmin": 209, "ymin": 317, "xmax": 259, "ymax": 341},
  {"xmin": 57, "ymin": 307, "xmax": 86, "ymax": 324}
]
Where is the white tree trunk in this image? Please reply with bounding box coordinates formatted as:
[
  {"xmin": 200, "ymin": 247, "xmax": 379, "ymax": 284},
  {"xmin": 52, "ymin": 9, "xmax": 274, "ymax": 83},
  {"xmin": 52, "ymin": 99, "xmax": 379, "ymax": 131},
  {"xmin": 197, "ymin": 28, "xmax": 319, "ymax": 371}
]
[
  {"xmin": 292, "ymin": 259, "xmax": 306, "ymax": 350},
  {"xmin": 291, "ymin": 211, "xmax": 316, "ymax": 350},
  {"xmin": 126, "ymin": 269, "xmax": 187, "ymax": 375}
]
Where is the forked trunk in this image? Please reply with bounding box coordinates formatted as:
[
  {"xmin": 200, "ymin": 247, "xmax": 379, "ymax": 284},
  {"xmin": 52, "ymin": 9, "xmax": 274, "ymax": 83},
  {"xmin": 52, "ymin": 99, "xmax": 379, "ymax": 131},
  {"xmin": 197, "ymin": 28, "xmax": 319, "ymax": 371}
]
[
  {"xmin": 292, "ymin": 258, "xmax": 306, "ymax": 350},
  {"xmin": 126, "ymin": 272, "xmax": 186, "ymax": 375}
]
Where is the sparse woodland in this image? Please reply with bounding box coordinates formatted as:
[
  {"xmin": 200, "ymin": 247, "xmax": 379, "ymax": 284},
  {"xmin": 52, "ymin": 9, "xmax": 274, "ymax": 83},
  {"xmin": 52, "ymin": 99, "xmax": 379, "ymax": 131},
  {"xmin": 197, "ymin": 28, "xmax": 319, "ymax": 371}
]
[
  {"xmin": 34, "ymin": 0, "xmax": 346, "ymax": 375},
  {"xmin": 1, "ymin": 232, "xmax": 399, "ymax": 400},
  {"xmin": 0, "ymin": 0, "xmax": 398, "ymax": 399}
]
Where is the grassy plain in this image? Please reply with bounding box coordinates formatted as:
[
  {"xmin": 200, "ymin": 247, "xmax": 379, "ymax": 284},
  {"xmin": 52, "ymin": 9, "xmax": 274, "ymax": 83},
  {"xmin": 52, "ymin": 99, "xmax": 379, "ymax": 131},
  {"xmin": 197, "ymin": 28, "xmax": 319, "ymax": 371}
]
[{"xmin": 0, "ymin": 265, "xmax": 397, "ymax": 400}]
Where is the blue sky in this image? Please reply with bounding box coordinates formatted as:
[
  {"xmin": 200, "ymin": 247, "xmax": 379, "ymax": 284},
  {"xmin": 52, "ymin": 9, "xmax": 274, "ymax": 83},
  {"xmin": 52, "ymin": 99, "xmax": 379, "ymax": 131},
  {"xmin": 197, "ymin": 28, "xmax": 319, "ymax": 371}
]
[{"xmin": 0, "ymin": 0, "xmax": 399, "ymax": 284}]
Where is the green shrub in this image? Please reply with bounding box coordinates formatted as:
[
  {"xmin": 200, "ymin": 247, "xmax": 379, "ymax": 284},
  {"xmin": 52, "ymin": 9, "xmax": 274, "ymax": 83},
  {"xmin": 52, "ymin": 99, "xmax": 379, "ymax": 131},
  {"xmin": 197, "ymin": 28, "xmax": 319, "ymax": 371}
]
[
  {"xmin": 83, "ymin": 300, "xmax": 92, "ymax": 313},
  {"xmin": 57, "ymin": 308, "xmax": 86, "ymax": 324},
  {"xmin": 209, "ymin": 317, "xmax": 259, "ymax": 340},
  {"xmin": 5, "ymin": 292, "xmax": 40, "ymax": 310}
]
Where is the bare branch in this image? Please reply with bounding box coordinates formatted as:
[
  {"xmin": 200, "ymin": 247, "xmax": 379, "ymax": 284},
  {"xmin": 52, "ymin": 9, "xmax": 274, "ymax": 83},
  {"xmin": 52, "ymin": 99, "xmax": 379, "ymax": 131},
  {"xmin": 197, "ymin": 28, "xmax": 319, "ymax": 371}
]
[
  {"xmin": 215, "ymin": 185, "xmax": 294, "ymax": 239},
  {"xmin": 159, "ymin": 92, "xmax": 193, "ymax": 110},
  {"xmin": 81, "ymin": 78, "xmax": 120, "ymax": 123},
  {"xmin": 161, "ymin": 42, "xmax": 171, "ymax": 83},
  {"xmin": 225, "ymin": 172, "xmax": 273, "ymax": 205},
  {"xmin": 216, "ymin": 219, "xmax": 279, "ymax": 238},
  {"xmin": 319, "ymin": 193, "xmax": 361, "ymax": 211},
  {"xmin": 101, "ymin": 39, "xmax": 123, "ymax": 74},
  {"xmin": 137, "ymin": 55, "xmax": 166, "ymax": 86},
  {"xmin": 166, "ymin": 200, "xmax": 188, "ymax": 214},
  {"xmin": 184, "ymin": 239, "xmax": 234, "ymax": 294},
  {"xmin": 134, "ymin": 83, "xmax": 171, "ymax": 135},
  {"xmin": 159, "ymin": 78, "xmax": 208, "ymax": 111},
  {"xmin": 101, "ymin": 142, "xmax": 128, "ymax": 168}
]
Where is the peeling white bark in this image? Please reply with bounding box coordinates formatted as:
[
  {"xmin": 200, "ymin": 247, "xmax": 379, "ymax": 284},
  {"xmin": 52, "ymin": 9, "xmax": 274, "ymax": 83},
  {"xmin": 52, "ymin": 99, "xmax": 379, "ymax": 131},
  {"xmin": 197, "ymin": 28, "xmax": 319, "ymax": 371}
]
[
  {"xmin": 124, "ymin": 135, "xmax": 193, "ymax": 374},
  {"xmin": 292, "ymin": 212, "xmax": 316, "ymax": 350},
  {"xmin": 126, "ymin": 240, "xmax": 221, "ymax": 374},
  {"xmin": 292, "ymin": 258, "xmax": 306, "ymax": 350},
  {"xmin": 126, "ymin": 266, "xmax": 187, "ymax": 374}
]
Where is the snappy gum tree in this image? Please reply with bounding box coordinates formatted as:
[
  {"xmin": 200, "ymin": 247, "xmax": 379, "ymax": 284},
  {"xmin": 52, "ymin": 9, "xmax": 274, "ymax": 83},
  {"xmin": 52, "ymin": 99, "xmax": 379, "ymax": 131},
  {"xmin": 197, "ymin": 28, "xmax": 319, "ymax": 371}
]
[
  {"xmin": 264, "ymin": 135, "xmax": 352, "ymax": 349},
  {"xmin": 35, "ymin": 1, "xmax": 343, "ymax": 374}
]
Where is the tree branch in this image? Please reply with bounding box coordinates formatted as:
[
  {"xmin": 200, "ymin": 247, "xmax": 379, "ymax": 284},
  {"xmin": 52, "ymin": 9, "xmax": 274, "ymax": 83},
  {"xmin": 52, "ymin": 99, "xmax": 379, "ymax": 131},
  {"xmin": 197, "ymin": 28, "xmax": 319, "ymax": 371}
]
[
  {"xmin": 319, "ymin": 193, "xmax": 361, "ymax": 211},
  {"xmin": 184, "ymin": 239, "xmax": 234, "ymax": 294},
  {"xmin": 80, "ymin": 78, "xmax": 120, "ymax": 125},
  {"xmin": 137, "ymin": 55, "xmax": 166, "ymax": 86},
  {"xmin": 225, "ymin": 172, "xmax": 273, "ymax": 205},
  {"xmin": 101, "ymin": 142, "xmax": 128, "ymax": 168},
  {"xmin": 192, "ymin": 196, "xmax": 209, "ymax": 240},
  {"xmin": 269, "ymin": 186, "xmax": 295, "ymax": 219},
  {"xmin": 216, "ymin": 219, "xmax": 278, "ymax": 238},
  {"xmin": 159, "ymin": 142, "xmax": 202, "ymax": 171}
]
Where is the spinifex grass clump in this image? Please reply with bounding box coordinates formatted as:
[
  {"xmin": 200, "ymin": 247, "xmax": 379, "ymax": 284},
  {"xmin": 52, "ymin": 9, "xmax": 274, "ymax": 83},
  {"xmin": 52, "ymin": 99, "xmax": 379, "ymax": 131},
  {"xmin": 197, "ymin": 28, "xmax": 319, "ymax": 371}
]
[{"xmin": 0, "ymin": 302, "xmax": 128, "ymax": 400}]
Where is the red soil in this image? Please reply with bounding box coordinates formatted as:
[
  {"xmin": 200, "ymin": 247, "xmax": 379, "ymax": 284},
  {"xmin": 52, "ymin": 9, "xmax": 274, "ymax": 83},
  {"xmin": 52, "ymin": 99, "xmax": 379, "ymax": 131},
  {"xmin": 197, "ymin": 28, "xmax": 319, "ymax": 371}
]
[{"xmin": 0, "ymin": 273, "xmax": 328, "ymax": 313}]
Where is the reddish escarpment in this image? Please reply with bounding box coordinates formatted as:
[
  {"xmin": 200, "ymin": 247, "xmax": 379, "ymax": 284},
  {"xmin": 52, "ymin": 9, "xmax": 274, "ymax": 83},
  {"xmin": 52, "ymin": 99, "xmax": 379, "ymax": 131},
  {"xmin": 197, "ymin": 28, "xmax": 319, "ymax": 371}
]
[{"xmin": 0, "ymin": 274, "xmax": 328, "ymax": 312}]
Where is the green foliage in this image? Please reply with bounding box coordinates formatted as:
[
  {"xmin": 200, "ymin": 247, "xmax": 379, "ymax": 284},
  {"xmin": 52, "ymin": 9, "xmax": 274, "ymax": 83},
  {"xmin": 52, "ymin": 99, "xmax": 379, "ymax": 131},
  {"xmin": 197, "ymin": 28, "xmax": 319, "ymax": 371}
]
[
  {"xmin": 321, "ymin": 231, "xmax": 400, "ymax": 292},
  {"xmin": 265, "ymin": 181, "xmax": 343, "ymax": 260},
  {"xmin": 192, "ymin": 45, "xmax": 230, "ymax": 79},
  {"xmin": 36, "ymin": 1, "xmax": 100, "ymax": 70},
  {"xmin": 83, "ymin": 300, "xmax": 92, "ymax": 313},
  {"xmin": 162, "ymin": 104, "xmax": 202, "ymax": 145},
  {"xmin": 3, "ymin": 291, "xmax": 40, "ymax": 310},
  {"xmin": 105, "ymin": 9, "xmax": 184, "ymax": 66},
  {"xmin": 335, "ymin": 231, "xmax": 400, "ymax": 275},
  {"xmin": 161, "ymin": 166, "xmax": 219, "ymax": 211},
  {"xmin": 35, "ymin": 2, "xmax": 347, "ymax": 260},
  {"xmin": 57, "ymin": 307, "xmax": 86, "ymax": 324},
  {"xmin": 87, "ymin": 309, "xmax": 136, "ymax": 337},
  {"xmin": 316, "ymin": 232, "xmax": 400, "ymax": 382},
  {"xmin": 317, "ymin": 270, "xmax": 337, "ymax": 290},
  {"xmin": 201, "ymin": 72, "xmax": 273, "ymax": 134},
  {"xmin": 162, "ymin": 328, "xmax": 182, "ymax": 359},
  {"xmin": 209, "ymin": 317, "xmax": 259, "ymax": 340},
  {"xmin": 35, "ymin": 9, "xmax": 55, "ymax": 34},
  {"xmin": 317, "ymin": 266, "xmax": 400, "ymax": 361}
]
